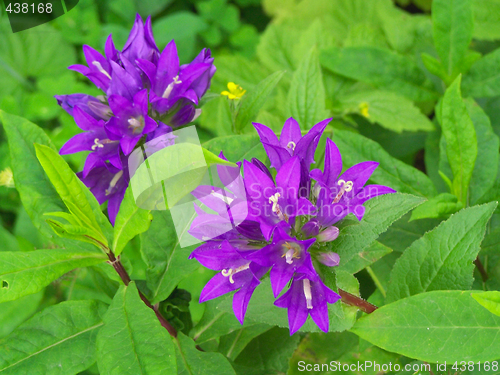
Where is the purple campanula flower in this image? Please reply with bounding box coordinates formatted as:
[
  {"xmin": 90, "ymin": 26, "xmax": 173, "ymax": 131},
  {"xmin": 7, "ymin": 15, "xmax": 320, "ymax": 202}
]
[
  {"xmin": 121, "ymin": 14, "xmax": 159, "ymax": 66},
  {"xmin": 60, "ymin": 106, "xmax": 122, "ymax": 176},
  {"xmin": 311, "ymin": 138, "xmax": 396, "ymax": 227},
  {"xmin": 244, "ymin": 156, "xmax": 315, "ymax": 241},
  {"xmin": 105, "ymin": 89, "xmax": 158, "ymax": 155},
  {"xmin": 189, "ymin": 240, "xmax": 269, "ymax": 324},
  {"xmin": 55, "ymin": 94, "xmax": 112, "ymax": 121},
  {"xmin": 78, "ymin": 162, "xmax": 129, "ymax": 225},
  {"xmin": 247, "ymin": 224, "xmax": 316, "ymax": 297},
  {"xmin": 274, "ymin": 272, "xmax": 341, "ymax": 335}
]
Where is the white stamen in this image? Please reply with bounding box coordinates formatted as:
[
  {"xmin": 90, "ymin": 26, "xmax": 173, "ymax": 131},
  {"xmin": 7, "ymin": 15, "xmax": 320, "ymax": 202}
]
[
  {"xmin": 105, "ymin": 170, "xmax": 123, "ymax": 196},
  {"xmin": 211, "ymin": 191, "xmax": 233, "ymax": 205},
  {"xmin": 128, "ymin": 118, "xmax": 141, "ymax": 128},
  {"xmin": 269, "ymin": 193, "xmax": 281, "ymax": 213},
  {"xmin": 332, "ymin": 179, "xmax": 353, "ymax": 204},
  {"xmin": 128, "ymin": 117, "xmax": 145, "ymax": 134},
  {"xmin": 287, "ymin": 141, "xmax": 296, "ymax": 151},
  {"xmin": 91, "ymin": 138, "xmax": 105, "ymax": 151},
  {"xmin": 92, "ymin": 61, "xmax": 112, "ymax": 79},
  {"xmin": 162, "ymin": 75, "xmax": 182, "ymax": 99},
  {"xmin": 303, "ymin": 279, "xmax": 313, "ymax": 309},
  {"xmin": 285, "ymin": 249, "xmax": 295, "ymax": 264},
  {"xmin": 221, "ymin": 263, "xmax": 251, "ymax": 284}
]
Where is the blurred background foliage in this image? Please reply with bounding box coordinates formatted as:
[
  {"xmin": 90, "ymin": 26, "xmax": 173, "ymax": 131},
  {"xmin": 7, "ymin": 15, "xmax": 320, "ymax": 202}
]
[{"xmin": 2, "ymin": 0, "xmax": 500, "ymax": 372}]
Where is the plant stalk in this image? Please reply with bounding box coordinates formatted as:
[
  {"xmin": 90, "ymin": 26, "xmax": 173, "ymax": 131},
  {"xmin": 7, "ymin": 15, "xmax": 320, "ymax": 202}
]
[
  {"xmin": 338, "ymin": 288, "xmax": 378, "ymax": 314},
  {"xmin": 474, "ymin": 256, "xmax": 488, "ymax": 283},
  {"xmin": 106, "ymin": 251, "xmax": 178, "ymax": 337}
]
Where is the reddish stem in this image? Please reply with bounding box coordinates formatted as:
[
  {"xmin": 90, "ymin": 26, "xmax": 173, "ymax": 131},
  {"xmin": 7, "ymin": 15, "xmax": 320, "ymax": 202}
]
[{"xmin": 338, "ymin": 288, "xmax": 378, "ymax": 314}]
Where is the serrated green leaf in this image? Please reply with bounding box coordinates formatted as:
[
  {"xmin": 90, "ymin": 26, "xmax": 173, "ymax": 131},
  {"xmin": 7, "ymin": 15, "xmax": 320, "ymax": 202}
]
[
  {"xmin": 0, "ymin": 300, "xmax": 105, "ymax": 374},
  {"xmin": 339, "ymin": 90, "xmax": 434, "ymax": 133},
  {"xmin": 0, "ymin": 249, "xmax": 106, "ymax": 303},
  {"xmin": 463, "ymin": 47, "xmax": 500, "ymax": 98},
  {"xmin": 320, "ymin": 47, "xmax": 438, "ymax": 102},
  {"xmin": 235, "ymin": 71, "xmax": 285, "ymax": 132},
  {"xmin": 141, "ymin": 211, "xmax": 199, "ymax": 305},
  {"xmin": 96, "ymin": 282, "xmax": 176, "ymax": 375},
  {"xmin": 328, "ymin": 193, "xmax": 425, "ymax": 266},
  {"xmin": 472, "ymin": 291, "xmax": 500, "ymax": 316},
  {"xmin": 440, "ymin": 76, "xmax": 478, "ymax": 203},
  {"xmin": 386, "ymin": 202, "xmax": 497, "ymax": 303},
  {"xmin": 409, "ymin": 193, "xmax": 463, "ymax": 221},
  {"xmin": 432, "ymin": 0, "xmax": 474, "ymax": 77},
  {"xmin": 112, "ymin": 187, "xmax": 151, "ymax": 257},
  {"xmin": 339, "ymin": 241, "xmax": 393, "ymax": 274},
  {"xmin": 352, "ymin": 290, "xmax": 500, "ymax": 362},
  {"xmin": 286, "ymin": 47, "xmax": 328, "ymax": 129},
  {"xmin": 0, "ymin": 111, "xmax": 64, "ymax": 239},
  {"xmin": 34, "ymin": 144, "xmax": 112, "ymax": 246},
  {"xmin": 333, "ymin": 130, "xmax": 437, "ymax": 198},
  {"xmin": 174, "ymin": 332, "xmax": 236, "ymax": 375}
]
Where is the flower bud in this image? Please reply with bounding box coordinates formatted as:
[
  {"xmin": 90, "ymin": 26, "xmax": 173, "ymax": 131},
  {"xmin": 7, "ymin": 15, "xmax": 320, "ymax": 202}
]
[
  {"xmin": 318, "ymin": 252, "xmax": 340, "ymax": 267},
  {"xmin": 302, "ymin": 219, "xmax": 320, "ymax": 237},
  {"xmin": 317, "ymin": 226, "xmax": 339, "ymax": 242}
]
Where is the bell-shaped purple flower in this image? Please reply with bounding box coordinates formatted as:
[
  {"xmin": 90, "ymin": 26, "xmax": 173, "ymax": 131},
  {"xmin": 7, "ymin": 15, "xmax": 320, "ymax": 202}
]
[
  {"xmin": 121, "ymin": 14, "xmax": 159, "ymax": 65},
  {"xmin": 274, "ymin": 272, "xmax": 341, "ymax": 335},
  {"xmin": 317, "ymin": 252, "xmax": 340, "ymax": 267},
  {"xmin": 78, "ymin": 162, "xmax": 129, "ymax": 225},
  {"xmin": 105, "ymin": 89, "xmax": 158, "ymax": 155},
  {"xmin": 60, "ymin": 106, "xmax": 122, "ymax": 176},
  {"xmin": 55, "ymin": 94, "xmax": 112, "ymax": 121},
  {"xmin": 189, "ymin": 240, "xmax": 268, "ymax": 324},
  {"xmin": 247, "ymin": 224, "xmax": 316, "ymax": 297},
  {"xmin": 244, "ymin": 156, "xmax": 315, "ymax": 240},
  {"xmin": 311, "ymin": 138, "xmax": 396, "ymax": 227}
]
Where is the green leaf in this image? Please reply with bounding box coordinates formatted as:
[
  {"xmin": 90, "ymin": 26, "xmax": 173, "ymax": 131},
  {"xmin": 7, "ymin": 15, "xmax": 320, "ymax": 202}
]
[
  {"xmin": 473, "ymin": 0, "xmax": 500, "ymax": 40},
  {"xmin": 386, "ymin": 202, "xmax": 496, "ymax": 303},
  {"xmin": 338, "ymin": 90, "xmax": 434, "ymax": 133},
  {"xmin": 351, "ymin": 290, "xmax": 500, "ymax": 362},
  {"xmin": 0, "ymin": 249, "xmax": 106, "ymax": 303},
  {"xmin": 0, "ymin": 111, "xmax": 65, "ymax": 239},
  {"xmin": 203, "ymin": 134, "xmax": 268, "ymax": 164},
  {"xmin": 141, "ymin": 211, "xmax": 199, "ymax": 304},
  {"xmin": 233, "ymin": 327, "xmax": 300, "ymax": 374},
  {"xmin": 0, "ymin": 300, "xmax": 105, "ymax": 374},
  {"xmin": 235, "ymin": 71, "xmax": 285, "ymax": 132},
  {"xmin": 333, "ymin": 130, "xmax": 437, "ymax": 198},
  {"xmin": 466, "ymin": 99, "xmax": 500, "ymax": 205},
  {"xmin": 328, "ymin": 193, "xmax": 425, "ymax": 266},
  {"xmin": 217, "ymin": 324, "xmax": 271, "ymax": 360},
  {"xmin": 409, "ymin": 193, "xmax": 463, "ymax": 221},
  {"xmin": 286, "ymin": 47, "xmax": 328, "ymax": 129},
  {"xmin": 112, "ymin": 187, "xmax": 152, "ymax": 257},
  {"xmin": 421, "ymin": 52, "xmax": 449, "ymax": 83},
  {"xmin": 96, "ymin": 282, "xmax": 176, "ymax": 375},
  {"xmin": 174, "ymin": 332, "xmax": 236, "ymax": 375},
  {"xmin": 320, "ymin": 47, "xmax": 438, "ymax": 102},
  {"xmin": 256, "ymin": 23, "xmax": 299, "ymax": 72},
  {"xmin": 0, "ymin": 21, "xmax": 76, "ymax": 102},
  {"xmin": 339, "ymin": 241, "xmax": 393, "ymax": 274},
  {"xmin": 0, "ymin": 292, "xmax": 43, "ymax": 339},
  {"xmin": 463, "ymin": 48, "xmax": 500, "ymax": 98},
  {"xmin": 198, "ymin": 96, "xmax": 233, "ymax": 137},
  {"xmin": 472, "ymin": 291, "xmax": 500, "ymax": 316},
  {"xmin": 440, "ymin": 76, "xmax": 478, "ymax": 203},
  {"xmin": 34, "ymin": 144, "xmax": 112, "ymax": 246},
  {"xmin": 432, "ymin": 0, "xmax": 474, "ymax": 77}
]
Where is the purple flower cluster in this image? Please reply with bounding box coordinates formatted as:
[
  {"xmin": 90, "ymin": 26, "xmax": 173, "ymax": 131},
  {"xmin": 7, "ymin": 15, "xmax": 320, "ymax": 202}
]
[
  {"xmin": 56, "ymin": 15, "xmax": 215, "ymax": 224},
  {"xmin": 189, "ymin": 118, "xmax": 395, "ymax": 334}
]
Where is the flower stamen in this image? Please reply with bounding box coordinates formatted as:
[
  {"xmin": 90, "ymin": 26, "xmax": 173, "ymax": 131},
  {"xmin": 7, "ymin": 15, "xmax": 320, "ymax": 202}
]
[
  {"xmin": 91, "ymin": 138, "xmax": 105, "ymax": 151},
  {"xmin": 162, "ymin": 75, "xmax": 182, "ymax": 99},
  {"xmin": 128, "ymin": 117, "xmax": 145, "ymax": 134},
  {"xmin": 211, "ymin": 191, "xmax": 233, "ymax": 205},
  {"xmin": 269, "ymin": 192, "xmax": 288, "ymax": 222},
  {"xmin": 281, "ymin": 242, "xmax": 301, "ymax": 264},
  {"xmin": 303, "ymin": 279, "xmax": 313, "ymax": 309},
  {"xmin": 221, "ymin": 262, "xmax": 251, "ymax": 284},
  {"xmin": 332, "ymin": 179, "xmax": 353, "ymax": 204},
  {"xmin": 287, "ymin": 141, "xmax": 296, "ymax": 151},
  {"xmin": 92, "ymin": 61, "xmax": 112, "ymax": 80},
  {"xmin": 105, "ymin": 170, "xmax": 123, "ymax": 196}
]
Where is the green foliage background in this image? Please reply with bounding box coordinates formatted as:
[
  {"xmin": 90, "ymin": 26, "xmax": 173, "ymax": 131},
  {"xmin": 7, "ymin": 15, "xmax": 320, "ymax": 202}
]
[{"xmin": 2, "ymin": 0, "xmax": 500, "ymax": 374}]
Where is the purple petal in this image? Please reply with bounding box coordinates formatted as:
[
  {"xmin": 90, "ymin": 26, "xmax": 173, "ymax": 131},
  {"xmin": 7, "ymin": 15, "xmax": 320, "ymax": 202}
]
[{"xmin": 280, "ymin": 117, "xmax": 302, "ymax": 151}]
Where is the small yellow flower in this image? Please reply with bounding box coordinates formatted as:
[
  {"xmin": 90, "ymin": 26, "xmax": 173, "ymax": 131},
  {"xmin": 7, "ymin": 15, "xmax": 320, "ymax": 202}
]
[
  {"xmin": 0, "ymin": 167, "xmax": 15, "ymax": 188},
  {"xmin": 359, "ymin": 102, "xmax": 370, "ymax": 118},
  {"xmin": 221, "ymin": 82, "xmax": 246, "ymax": 100}
]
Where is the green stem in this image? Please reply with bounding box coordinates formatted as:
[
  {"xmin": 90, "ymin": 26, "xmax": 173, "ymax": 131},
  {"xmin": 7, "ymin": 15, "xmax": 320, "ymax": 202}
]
[{"xmin": 366, "ymin": 266, "xmax": 386, "ymax": 298}]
